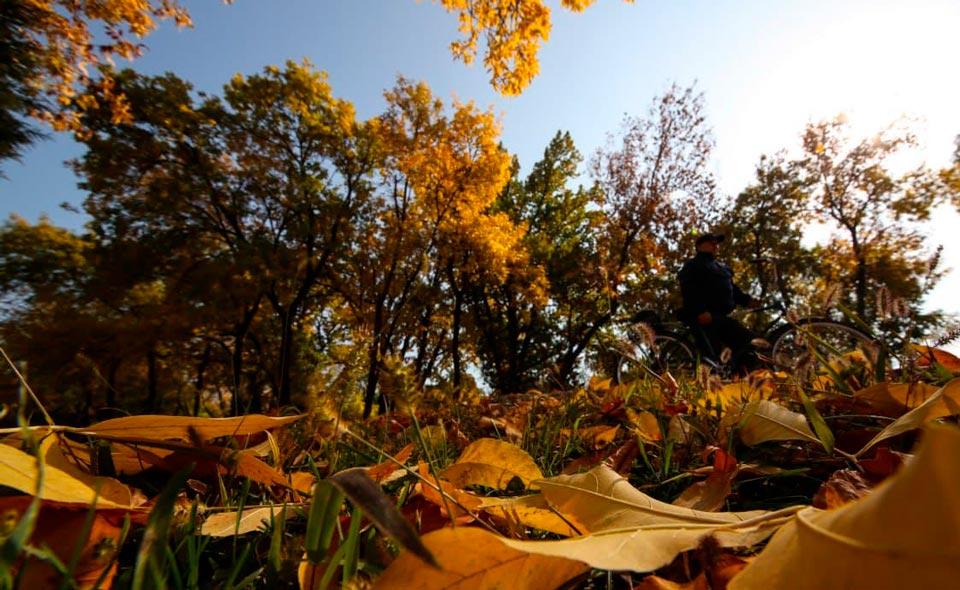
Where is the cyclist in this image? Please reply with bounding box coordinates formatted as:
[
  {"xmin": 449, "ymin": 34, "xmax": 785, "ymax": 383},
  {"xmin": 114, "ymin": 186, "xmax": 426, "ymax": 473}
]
[{"xmin": 678, "ymin": 232, "xmax": 759, "ymax": 373}]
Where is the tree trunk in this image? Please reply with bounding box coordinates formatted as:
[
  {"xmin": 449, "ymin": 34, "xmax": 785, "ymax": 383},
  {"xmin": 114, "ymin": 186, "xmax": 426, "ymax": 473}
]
[
  {"xmin": 276, "ymin": 308, "xmax": 295, "ymax": 408},
  {"xmin": 193, "ymin": 344, "xmax": 211, "ymax": 416},
  {"xmin": 145, "ymin": 347, "xmax": 158, "ymax": 412}
]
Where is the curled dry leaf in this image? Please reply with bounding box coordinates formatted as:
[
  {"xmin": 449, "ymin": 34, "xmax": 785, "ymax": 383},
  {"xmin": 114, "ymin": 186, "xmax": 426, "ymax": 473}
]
[
  {"xmin": 673, "ymin": 447, "xmax": 739, "ymax": 512},
  {"xmin": 812, "ymin": 469, "xmax": 871, "ymax": 509},
  {"xmin": 373, "ymin": 527, "xmax": 589, "ymax": 590},
  {"xmin": 730, "ymin": 425, "xmax": 960, "ymax": 589},
  {"xmin": 440, "ymin": 438, "xmax": 543, "ymax": 490},
  {"xmin": 497, "ymin": 465, "xmax": 797, "ymax": 573}
]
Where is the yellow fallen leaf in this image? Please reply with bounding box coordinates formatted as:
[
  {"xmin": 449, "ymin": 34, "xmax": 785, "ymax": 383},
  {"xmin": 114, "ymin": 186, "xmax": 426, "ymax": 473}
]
[
  {"xmin": 722, "ymin": 400, "xmax": 818, "ymax": 446},
  {"xmin": 854, "ymin": 378, "xmax": 960, "ymax": 457},
  {"xmin": 79, "ymin": 414, "xmax": 303, "ymax": 443},
  {"xmin": 627, "ymin": 409, "xmax": 662, "ymax": 442},
  {"xmin": 373, "ymin": 527, "xmax": 589, "ymax": 589},
  {"xmin": 494, "ymin": 466, "xmax": 796, "ymax": 572},
  {"xmin": 578, "ymin": 424, "xmax": 620, "ymax": 448},
  {"xmin": 440, "ymin": 438, "xmax": 543, "ymax": 490},
  {"xmin": 478, "ymin": 494, "xmax": 585, "ymax": 536},
  {"xmin": 853, "ymin": 382, "xmax": 943, "ymax": 417},
  {"xmin": 0, "ymin": 440, "xmax": 127, "ymax": 507},
  {"xmin": 40, "ymin": 436, "xmax": 134, "ymax": 507},
  {"xmin": 730, "ymin": 425, "xmax": 960, "ymax": 589}
]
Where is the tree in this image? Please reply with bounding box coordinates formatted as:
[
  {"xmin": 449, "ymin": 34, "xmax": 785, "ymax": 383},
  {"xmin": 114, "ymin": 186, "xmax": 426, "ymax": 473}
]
[
  {"xmin": 471, "ymin": 131, "xmax": 590, "ymax": 393},
  {"xmin": 6, "ymin": 0, "xmax": 191, "ymax": 135},
  {"xmin": 546, "ymin": 83, "xmax": 715, "ymax": 384},
  {"xmin": 432, "ymin": 0, "xmax": 634, "ymax": 95},
  {"xmin": 0, "ymin": 1, "xmax": 44, "ymax": 168},
  {"xmin": 797, "ymin": 117, "xmax": 946, "ymax": 320},
  {"xmin": 334, "ymin": 78, "xmax": 513, "ymax": 416},
  {"xmin": 74, "ymin": 62, "xmax": 375, "ymax": 412},
  {"xmin": 722, "ymin": 153, "xmax": 818, "ymax": 325}
]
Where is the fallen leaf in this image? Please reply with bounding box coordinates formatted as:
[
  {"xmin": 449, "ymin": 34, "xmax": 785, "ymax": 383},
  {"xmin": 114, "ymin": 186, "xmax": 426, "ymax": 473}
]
[
  {"xmin": 328, "ymin": 467, "xmax": 437, "ymax": 568},
  {"xmin": 79, "ymin": 414, "xmax": 303, "ymax": 443},
  {"xmin": 291, "ymin": 472, "xmax": 317, "ymax": 494},
  {"xmin": 201, "ymin": 506, "xmax": 286, "ymax": 537},
  {"xmin": 852, "ymin": 382, "xmax": 941, "ymax": 417},
  {"xmin": 730, "ymin": 425, "xmax": 960, "ymax": 589},
  {"xmin": 578, "ymin": 424, "xmax": 621, "ymax": 449},
  {"xmin": 373, "ymin": 527, "xmax": 589, "ymax": 589},
  {"xmin": 417, "ymin": 462, "xmax": 483, "ymax": 519},
  {"xmin": 1, "ymin": 497, "xmax": 126, "ymax": 589},
  {"xmin": 497, "ymin": 466, "xmax": 796, "ymax": 572},
  {"xmin": 854, "ymin": 378, "xmax": 960, "ymax": 457},
  {"xmin": 366, "ymin": 443, "xmax": 414, "ymax": 483},
  {"xmin": 860, "ymin": 447, "xmax": 909, "ymax": 481},
  {"xmin": 477, "ymin": 416, "xmax": 523, "ymax": 442},
  {"xmin": 673, "ymin": 447, "xmax": 738, "ymax": 512},
  {"xmin": 910, "ymin": 344, "xmax": 960, "ymax": 372},
  {"xmin": 0, "ymin": 440, "xmax": 129, "ymax": 507},
  {"xmin": 636, "ymin": 574, "xmax": 709, "ymax": 590},
  {"xmin": 812, "ymin": 469, "xmax": 871, "ymax": 509},
  {"xmin": 440, "ymin": 438, "xmax": 543, "ymax": 490},
  {"xmin": 627, "ymin": 409, "xmax": 662, "ymax": 442},
  {"xmin": 724, "ymin": 400, "xmax": 818, "ymax": 446},
  {"xmin": 477, "ymin": 494, "xmax": 585, "ymax": 536}
]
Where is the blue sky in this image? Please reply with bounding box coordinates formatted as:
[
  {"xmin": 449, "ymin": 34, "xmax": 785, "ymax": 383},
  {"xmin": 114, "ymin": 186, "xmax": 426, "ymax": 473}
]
[{"xmin": 2, "ymin": 0, "xmax": 959, "ymax": 310}]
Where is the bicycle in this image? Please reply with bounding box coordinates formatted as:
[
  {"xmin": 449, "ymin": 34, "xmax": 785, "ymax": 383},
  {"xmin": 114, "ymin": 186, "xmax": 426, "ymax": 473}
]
[{"xmin": 614, "ymin": 258, "xmax": 879, "ymax": 383}]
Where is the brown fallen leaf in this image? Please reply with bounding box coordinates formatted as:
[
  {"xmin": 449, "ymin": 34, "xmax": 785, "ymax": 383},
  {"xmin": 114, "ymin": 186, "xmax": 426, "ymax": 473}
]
[
  {"xmin": 440, "ymin": 438, "xmax": 543, "ymax": 490},
  {"xmin": 635, "ymin": 574, "xmax": 709, "ymax": 590},
  {"xmin": 673, "ymin": 447, "xmax": 738, "ymax": 512},
  {"xmin": 911, "ymin": 344, "xmax": 960, "ymax": 372},
  {"xmin": 1, "ymin": 496, "xmax": 129, "ymax": 589},
  {"xmin": 852, "ymin": 382, "xmax": 941, "ymax": 417},
  {"xmin": 730, "ymin": 424, "xmax": 960, "ymax": 589},
  {"xmin": 812, "ymin": 469, "xmax": 871, "ymax": 509},
  {"xmin": 854, "ymin": 378, "xmax": 960, "ymax": 457},
  {"xmin": 366, "ymin": 443, "xmax": 414, "ymax": 483},
  {"xmin": 373, "ymin": 527, "xmax": 589, "ymax": 589},
  {"xmin": 860, "ymin": 446, "xmax": 909, "ymax": 481}
]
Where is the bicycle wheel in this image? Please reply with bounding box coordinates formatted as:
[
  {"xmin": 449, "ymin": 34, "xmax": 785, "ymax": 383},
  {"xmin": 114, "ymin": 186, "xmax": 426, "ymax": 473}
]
[
  {"xmin": 615, "ymin": 332, "xmax": 696, "ymax": 383},
  {"xmin": 768, "ymin": 318, "xmax": 878, "ymax": 380}
]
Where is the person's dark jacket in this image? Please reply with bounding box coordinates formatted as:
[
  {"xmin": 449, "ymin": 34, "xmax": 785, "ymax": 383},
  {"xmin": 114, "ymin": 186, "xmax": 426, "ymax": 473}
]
[{"xmin": 678, "ymin": 252, "xmax": 751, "ymax": 321}]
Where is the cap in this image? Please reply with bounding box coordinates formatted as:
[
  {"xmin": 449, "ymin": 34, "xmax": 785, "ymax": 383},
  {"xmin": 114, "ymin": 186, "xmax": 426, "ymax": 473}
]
[{"xmin": 695, "ymin": 233, "xmax": 725, "ymax": 246}]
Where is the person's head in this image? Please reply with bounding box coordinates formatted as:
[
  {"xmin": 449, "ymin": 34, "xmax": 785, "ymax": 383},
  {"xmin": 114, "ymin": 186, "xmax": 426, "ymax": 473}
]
[{"xmin": 695, "ymin": 233, "xmax": 724, "ymax": 255}]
